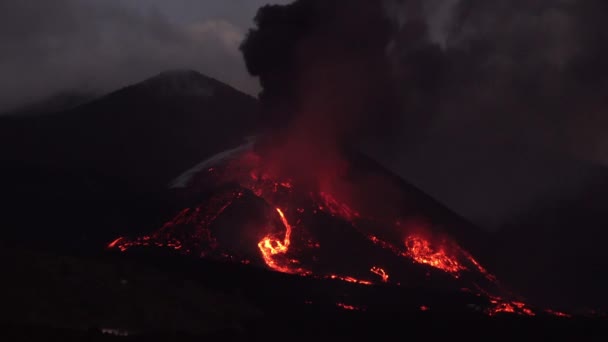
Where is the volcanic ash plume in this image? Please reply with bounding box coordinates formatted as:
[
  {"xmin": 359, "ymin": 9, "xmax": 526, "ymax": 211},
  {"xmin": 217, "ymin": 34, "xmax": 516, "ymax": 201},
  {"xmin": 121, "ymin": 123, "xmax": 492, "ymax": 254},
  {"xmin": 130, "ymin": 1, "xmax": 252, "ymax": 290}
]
[{"xmin": 241, "ymin": 0, "xmax": 399, "ymax": 166}]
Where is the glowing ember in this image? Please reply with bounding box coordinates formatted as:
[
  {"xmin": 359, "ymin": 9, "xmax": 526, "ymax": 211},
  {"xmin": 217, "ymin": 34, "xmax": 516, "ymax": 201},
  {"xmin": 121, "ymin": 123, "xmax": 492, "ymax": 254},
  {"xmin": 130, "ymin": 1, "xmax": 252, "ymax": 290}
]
[
  {"xmin": 368, "ymin": 235, "xmax": 403, "ymax": 255},
  {"xmin": 327, "ymin": 274, "xmax": 373, "ymax": 286},
  {"xmin": 462, "ymin": 250, "xmax": 498, "ymax": 282},
  {"xmin": 489, "ymin": 302, "xmax": 515, "ymax": 315},
  {"xmin": 107, "ymin": 237, "xmax": 124, "ymax": 250},
  {"xmin": 420, "ymin": 305, "xmax": 430, "ymax": 312},
  {"xmin": 318, "ymin": 191, "xmax": 360, "ymax": 221},
  {"xmin": 545, "ymin": 309, "xmax": 572, "ymax": 318},
  {"xmin": 487, "ymin": 297, "xmax": 536, "ymax": 317},
  {"xmin": 370, "ymin": 266, "xmax": 389, "ymax": 282},
  {"xmin": 404, "ymin": 235, "xmax": 466, "ymax": 276},
  {"xmin": 336, "ymin": 303, "xmax": 363, "ymax": 311},
  {"xmin": 107, "ymin": 191, "xmax": 242, "ymax": 255}
]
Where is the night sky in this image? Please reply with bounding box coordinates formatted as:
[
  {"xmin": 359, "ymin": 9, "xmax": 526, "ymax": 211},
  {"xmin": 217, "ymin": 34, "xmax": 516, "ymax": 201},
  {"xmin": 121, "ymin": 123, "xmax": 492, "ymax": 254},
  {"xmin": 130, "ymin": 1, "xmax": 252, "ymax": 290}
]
[{"xmin": 2, "ymin": 0, "xmax": 608, "ymax": 232}]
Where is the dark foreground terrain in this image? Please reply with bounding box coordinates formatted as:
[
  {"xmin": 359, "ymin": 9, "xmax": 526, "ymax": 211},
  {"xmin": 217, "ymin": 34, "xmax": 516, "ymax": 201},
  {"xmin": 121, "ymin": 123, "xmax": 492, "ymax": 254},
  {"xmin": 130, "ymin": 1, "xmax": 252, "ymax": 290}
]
[{"xmin": 1, "ymin": 244, "xmax": 606, "ymax": 341}]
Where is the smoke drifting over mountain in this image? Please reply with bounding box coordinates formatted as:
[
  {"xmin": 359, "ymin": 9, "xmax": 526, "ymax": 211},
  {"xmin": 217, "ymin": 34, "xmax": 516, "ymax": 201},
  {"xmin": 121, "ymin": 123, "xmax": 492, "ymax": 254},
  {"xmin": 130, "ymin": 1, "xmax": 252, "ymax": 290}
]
[
  {"xmin": 241, "ymin": 0, "xmax": 608, "ymax": 229},
  {"xmin": 240, "ymin": 0, "xmax": 399, "ymax": 145}
]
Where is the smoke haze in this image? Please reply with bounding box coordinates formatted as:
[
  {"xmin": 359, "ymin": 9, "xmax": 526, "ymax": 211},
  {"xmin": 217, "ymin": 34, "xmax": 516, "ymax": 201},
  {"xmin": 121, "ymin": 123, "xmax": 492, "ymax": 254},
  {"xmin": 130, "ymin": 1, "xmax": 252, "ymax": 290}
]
[{"xmin": 241, "ymin": 0, "xmax": 608, "ymax": 229}]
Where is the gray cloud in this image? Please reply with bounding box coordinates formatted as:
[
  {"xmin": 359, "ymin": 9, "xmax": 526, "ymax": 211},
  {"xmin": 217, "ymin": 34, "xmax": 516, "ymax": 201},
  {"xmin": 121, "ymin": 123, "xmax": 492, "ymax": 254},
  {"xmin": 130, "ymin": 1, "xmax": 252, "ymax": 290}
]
[
  {"xmin": 363, "ymin": 0, "xmax": 608, "ymax": 229},
  {"xmin": 0, "ymin": 0, "xmax": 289, "ymax": 113}
]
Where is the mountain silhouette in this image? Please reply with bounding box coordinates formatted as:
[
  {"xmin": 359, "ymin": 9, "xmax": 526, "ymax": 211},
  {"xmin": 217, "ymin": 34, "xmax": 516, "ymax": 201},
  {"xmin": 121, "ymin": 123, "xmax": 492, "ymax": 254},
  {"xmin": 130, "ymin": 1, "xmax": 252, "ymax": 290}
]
[{"xmin": 0, "ymin": 70, "xmax": 259, "ymax": 249}]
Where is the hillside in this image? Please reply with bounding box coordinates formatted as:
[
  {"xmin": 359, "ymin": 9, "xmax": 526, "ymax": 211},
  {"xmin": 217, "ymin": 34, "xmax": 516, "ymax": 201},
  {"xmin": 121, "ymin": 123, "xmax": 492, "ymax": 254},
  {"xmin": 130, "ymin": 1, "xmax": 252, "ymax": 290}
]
[{"xmin": 0, "ymin": 70, "xmax": 259, "ymax": 250}]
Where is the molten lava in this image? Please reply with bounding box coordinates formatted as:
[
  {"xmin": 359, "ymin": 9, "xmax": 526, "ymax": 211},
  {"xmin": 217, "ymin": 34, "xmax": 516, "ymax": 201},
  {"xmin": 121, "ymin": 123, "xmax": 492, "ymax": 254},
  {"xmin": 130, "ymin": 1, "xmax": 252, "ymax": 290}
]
[
  {"xmin": 404, "ymin": 235, "xmax": 466, "ymax": 276},
  {"xmin": 487, "ymin": 297, "xmax": 536, "ymax": 317},
  {"xmin": 106, "ymin": 146, "xmax": 559, "ymax": 318},
  {"xmin": 257, "ymin": 208, "xmax": 307, "ymax": 274},
  {"xmin": 370, "ymin": 266, "xmax": 389, "ymax": 283},
  {"xmin": 327, "ymin": 275, "xmax": 373, "ymax": 286}
]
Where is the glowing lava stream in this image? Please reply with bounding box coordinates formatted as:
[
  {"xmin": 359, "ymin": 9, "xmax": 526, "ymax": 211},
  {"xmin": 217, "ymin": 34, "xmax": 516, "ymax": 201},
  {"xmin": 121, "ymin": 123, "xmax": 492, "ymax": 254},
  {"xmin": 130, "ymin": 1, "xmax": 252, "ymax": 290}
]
[
  {"xmin": 370, "ymin": 266, "xmax": 389, "ymax": 283},
  {"xmin": 257, "ymin": 208, "xmax": 373, "ymax": 283},
  {"xmin": 404, "ymin": 235, "xmax": 467, "ymax": 276},
  {"xmin": 257, "ymin": 208, "xmax": 303, "ymax": 274}
]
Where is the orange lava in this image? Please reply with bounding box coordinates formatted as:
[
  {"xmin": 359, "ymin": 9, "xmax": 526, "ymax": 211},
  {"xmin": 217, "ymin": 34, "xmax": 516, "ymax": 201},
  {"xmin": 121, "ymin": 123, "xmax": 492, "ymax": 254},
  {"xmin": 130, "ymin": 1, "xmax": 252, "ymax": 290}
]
[
  {"xmin": 404, "ymin": 235, "xmax": 466, "ymax": 276},
  {"xmin": 257, "ymin": 208, "xmax": 306, "ymax": 274},
  {"xmin": 462, "ymin": 250, "xmax": 498, "ymax": 282},
  {"xmin": 487, "ymin": 297, "xmax": 536, "ymax": 317},
  {"xmin": 327, "ymin": 274, "xmax": 373, "ymax": 286},
  {"xmin": 370, "ymin": 266, "xmax": 389, "ymax": 282}
]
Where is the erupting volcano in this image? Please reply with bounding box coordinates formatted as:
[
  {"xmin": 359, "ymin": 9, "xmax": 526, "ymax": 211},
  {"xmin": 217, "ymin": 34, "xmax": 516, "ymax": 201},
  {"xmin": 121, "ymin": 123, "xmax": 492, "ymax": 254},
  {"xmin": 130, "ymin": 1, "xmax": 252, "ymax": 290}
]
[{"xmin": 107, "ymin": 139, "xmax": 569, "ymax": 318}]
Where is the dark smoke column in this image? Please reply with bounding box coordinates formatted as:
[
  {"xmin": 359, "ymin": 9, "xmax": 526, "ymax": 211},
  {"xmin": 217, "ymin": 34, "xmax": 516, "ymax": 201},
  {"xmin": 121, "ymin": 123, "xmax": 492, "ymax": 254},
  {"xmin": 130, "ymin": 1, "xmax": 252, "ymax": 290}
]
[{"xmin": 240, "ymin": 0, "xmax": 399, "ymax": 148}]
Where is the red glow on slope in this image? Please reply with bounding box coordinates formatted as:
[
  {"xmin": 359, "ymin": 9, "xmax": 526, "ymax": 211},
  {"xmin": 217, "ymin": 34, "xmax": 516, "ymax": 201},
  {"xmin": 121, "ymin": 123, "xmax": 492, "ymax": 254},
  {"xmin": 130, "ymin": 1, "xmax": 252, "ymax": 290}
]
[
  {"xmin": 105, "ymin": 148, "xmax": 558, "ymax": 318},
  {"xmin": 463, "ymin": 250, "xmax": 498, "ymax": 282},
  {"xmin": 404, "ymin": 235, "xmax": 466, "ymax": 276},
  {"xmin": 257, "ymin": 208, "xmax": 308, "ymax": 275},
  {"xmin": 368, "ymin": 235, "xmax": 403, "ymax": 255},
  {"xmin": 327, "ymin": 274, "xmax": 373, "ymax": 285},
  {"xmin": 336, "ymin": 303, "xmax": 363, "ymax": 311},
  {"xmin": 487, "ymin": 297, "xmax": 536, "ymax": 317},
  {"xmin": 370, "ymin": 266, "xmax": 389, "ymax": 282},
  {"xmin": 318, "ymin": 191, "xmax": 360, "ymax": 221},
  {"xmin": 106, "ymin": 191, "xmax": 242, "ymax": 256}
]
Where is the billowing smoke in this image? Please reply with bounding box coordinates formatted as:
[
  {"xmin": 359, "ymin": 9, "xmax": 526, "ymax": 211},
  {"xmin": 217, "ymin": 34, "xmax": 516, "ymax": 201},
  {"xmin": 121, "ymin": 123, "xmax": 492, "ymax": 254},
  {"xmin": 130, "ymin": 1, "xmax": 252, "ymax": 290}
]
[
  {"xmin": 240, "ymin": 0, "xmax": 608, "ymax": 229},
  {"xmin": 241, "ymin": 0, "xmax": 400, "ymax": 144},
  {"xmin": 238, "ymin": 0, "xmax": 451, "ymax": 221},
  {"xmin": 239, "ymin": 0, "xmax": 454, "ymax": 163},
  {"xmin": 387, "ymin": 0, "xmax": 608, "ymax": 228},
  {"xmin": 239, "ymin": 0, "xmax": 405, "ymax": 213}
]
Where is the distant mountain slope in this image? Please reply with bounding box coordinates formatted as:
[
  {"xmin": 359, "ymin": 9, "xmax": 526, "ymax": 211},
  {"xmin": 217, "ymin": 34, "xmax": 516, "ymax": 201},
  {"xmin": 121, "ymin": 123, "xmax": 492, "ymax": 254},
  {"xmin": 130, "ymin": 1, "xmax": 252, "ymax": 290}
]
[
  {"xmin": 0, "ymin": 70, "xmax": 259, "ymax": 191},
  {"xmin": 0, "ymin": 70, "xmax": 259, "ymax": 249},
  {"xmin": 1, "ymin": 91, "xmax": 98, "ymax": 117}
]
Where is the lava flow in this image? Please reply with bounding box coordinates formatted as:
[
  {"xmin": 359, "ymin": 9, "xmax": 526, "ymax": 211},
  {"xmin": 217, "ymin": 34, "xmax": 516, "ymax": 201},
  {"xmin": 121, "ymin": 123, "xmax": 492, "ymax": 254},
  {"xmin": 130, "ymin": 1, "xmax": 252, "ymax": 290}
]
[
  {"xmin": 257, "ymin": 208, "xmax": 308, "ymax": 275},
  {"xmin": 404, "ymin": 235, "xmax": 466, "ymax": 276},
  {"xmin": 106, "ymin": 145, "xmax": 562, "ymax": 318},
  {"xmin": 370, "ymin": 266, "xmax": 389, "ymax": 283}
]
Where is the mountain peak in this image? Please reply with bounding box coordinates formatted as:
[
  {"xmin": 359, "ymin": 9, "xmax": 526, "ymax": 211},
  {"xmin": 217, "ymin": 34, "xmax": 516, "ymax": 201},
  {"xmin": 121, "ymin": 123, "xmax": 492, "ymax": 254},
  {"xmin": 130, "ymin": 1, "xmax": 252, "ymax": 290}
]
[
  {"xmin": 154, "ymin": 69, "xmax": 207, "ymax": 80},
  {"xmin": 140, "ymin": 69, "xmax": 220, "ymax": 98}
]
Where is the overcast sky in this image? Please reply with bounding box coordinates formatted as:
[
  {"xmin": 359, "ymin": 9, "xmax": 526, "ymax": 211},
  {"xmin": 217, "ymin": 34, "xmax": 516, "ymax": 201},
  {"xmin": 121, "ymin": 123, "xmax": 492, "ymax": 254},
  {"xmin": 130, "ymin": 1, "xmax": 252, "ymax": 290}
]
[{"xmin": 0, "ymin": 0, "xmax": 291, "ymax": 112}]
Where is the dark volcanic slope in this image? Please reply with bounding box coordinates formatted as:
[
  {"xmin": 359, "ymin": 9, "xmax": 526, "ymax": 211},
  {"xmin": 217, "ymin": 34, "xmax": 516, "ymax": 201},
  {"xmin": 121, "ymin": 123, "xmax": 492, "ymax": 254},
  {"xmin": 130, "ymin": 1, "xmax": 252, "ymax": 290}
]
[
  {"xmin": 0, "ymin": 70, "xmax": 259, "ymax": 249},
  {"xmin": 494, "ymin": 165, "xmax": 608, "ymax": 312},
  {"xmin": 0, "ymin": 70, "xmax": 259, "ymax": 191}
]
